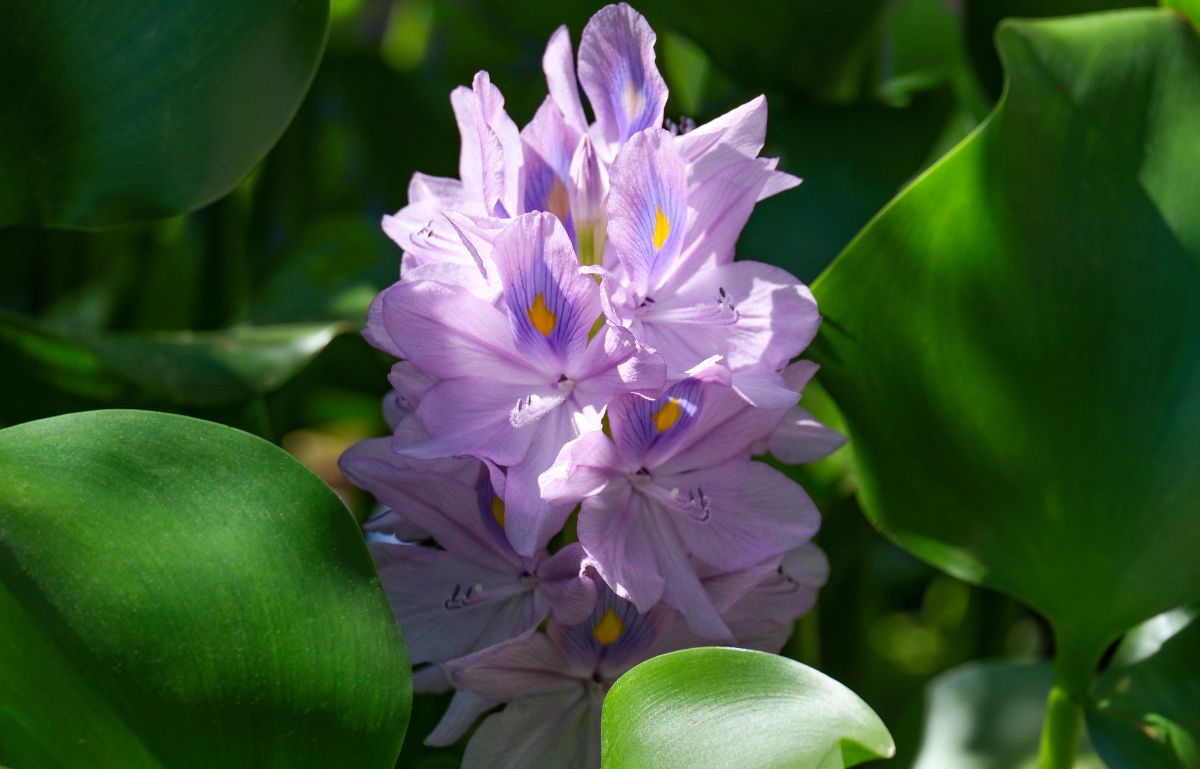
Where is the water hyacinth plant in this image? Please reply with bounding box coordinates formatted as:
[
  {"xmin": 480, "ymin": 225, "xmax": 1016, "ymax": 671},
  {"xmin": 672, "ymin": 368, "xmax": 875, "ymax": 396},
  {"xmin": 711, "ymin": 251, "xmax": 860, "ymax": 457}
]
[
  {"xmin": 341, "ymin": 4, "xmax": 843, "ymax": 764},
  {"xmin": 3, "ymin": 2, "xmax": 1199, "ymax": 769}
]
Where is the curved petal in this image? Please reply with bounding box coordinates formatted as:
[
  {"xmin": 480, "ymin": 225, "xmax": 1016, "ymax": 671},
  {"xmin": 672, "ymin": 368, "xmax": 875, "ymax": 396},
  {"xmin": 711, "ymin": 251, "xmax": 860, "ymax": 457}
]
[
  {"xmin": 369, "ymin": 542, "xmax": 540, "ymax": 665},
  {"xmin": 447, "ymin": 629, "xmax": 589, "ymax": 699},
  {"xmin": 370, "ymin": 278, "xmax": 537, "ymax": 383},
  {"xmin": 403, "ymin": 377, "xmax": 557, "ymax": 465},
  {"xmin": 640, "ymin": 260, "xmax": 820, "ymax": 372},
  {"xmin": 769, "ymin": 405, "xmax": 847, "ymax": 464},
  {"xmin": 521, "ymin": 97, "xmax": 580, "ymax": 228},
  {"xmin": 501, "ymin": 403, "xmax": 579, "ymax": 557},
  {"xmin": 607, "ymin": 128, "xmax": 687, "ymax": 296},
  {"xmin": 577, "ymin": 3, "xmax": 667, "ymax": 153},
  {"xmin": 536, "ymin": 543, "xmax": 599, "ymax": 625},
  {"xmin": 462, "ymin": 690, "xmax": 601, "ymax": 769},
  {"xmin": 492, "ymin": 212, "xmax": 602, "ymax": 374},
  {"xmin": 660, "ymin": 461, "xmax": 820, "ymax": 571},
  {"xmin": 569, "ymin": 323, "xmax": 666, "ymax": 408},
  {"xmin": 540, "ymin": 430, "xmax": 629, "ymax": 504},
  {"xmin": 425, "ymin": 689, "xmax": 497, "ymax": 747},
  {"xmin": 577, "ymin": 486, "xmax": 665, "ymax": 612},
  {"xmin": 543, "ymin": 25, "xmax": 589, "ymax": 135}
]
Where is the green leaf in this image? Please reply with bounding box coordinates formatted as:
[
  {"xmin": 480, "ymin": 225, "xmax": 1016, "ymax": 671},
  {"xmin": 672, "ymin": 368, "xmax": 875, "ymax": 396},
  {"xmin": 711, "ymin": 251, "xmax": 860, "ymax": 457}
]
[
  {"xmin": 810, "ymin": 8, "xmax": 1200, "ymax": 678},
  {"xmin": 601, "ymin": 647, "xmax": 894, "ymax": 769},
  {"xmin": 0, "ymin": 309, "xmax": 350, "ymax": 410},
  {"xmin": 0, "ymin": 410, "xmax": 410, "ymax": 769},
  {"xmin": 1087, "ymin": 608, "xmax": 1200, "ymax": 769},
  {"xmin": 0, "ymin": 0, "xmax": 329, "ymax": 229}
]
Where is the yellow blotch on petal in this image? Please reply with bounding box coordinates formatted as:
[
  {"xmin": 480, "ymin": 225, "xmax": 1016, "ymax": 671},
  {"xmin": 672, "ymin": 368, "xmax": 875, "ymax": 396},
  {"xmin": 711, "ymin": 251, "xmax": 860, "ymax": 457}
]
[
  {"xmin": 491, "ymin": 497, "xmax": 505, "ymax": 528},
  {"xmin": 527, "ymin": 292, "xmax": 557, "ymax": 336},
  {"xmin": 592, "ymin": 607, "xmax": 625, "ymax": 646},
  {"xmin": 653, "ymin": 397, "xmax": 682, "ymax": 432},
  {"xmin": 653, "ymin": 206, "xmax": 670, "ymax": 250}
]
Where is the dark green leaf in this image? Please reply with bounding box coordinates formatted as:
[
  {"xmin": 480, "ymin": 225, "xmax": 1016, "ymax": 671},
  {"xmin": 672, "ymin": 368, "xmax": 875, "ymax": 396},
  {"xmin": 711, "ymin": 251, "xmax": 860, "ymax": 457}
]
[
  {"xmin": 1087, "ymin": 608, "xmax": 1200, "ymax": 769},
  {"xmin": 810, "ymin": 8, "xmax": 1200, "ymax": 678},
  {"xmin": 0, "ymin": 0, "xmax": 329, "ymax": 229},
  {"xmin": 0, "ymin": 309, "xmax": 350, "ymax": 409},
  {"xmin": 601, "ymin": 647, "xmax": 893, "ymax": 769},
  {"xmin": 0, "ymin": 410, "xmax": 410, "ymax": 769}
]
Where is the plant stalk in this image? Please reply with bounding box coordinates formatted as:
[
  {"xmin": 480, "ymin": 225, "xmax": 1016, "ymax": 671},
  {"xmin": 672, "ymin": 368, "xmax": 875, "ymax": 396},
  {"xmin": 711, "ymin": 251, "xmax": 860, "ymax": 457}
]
[{"xmin": 1036, "ymin": 640, "xmax": 1093, "ymax": 769}]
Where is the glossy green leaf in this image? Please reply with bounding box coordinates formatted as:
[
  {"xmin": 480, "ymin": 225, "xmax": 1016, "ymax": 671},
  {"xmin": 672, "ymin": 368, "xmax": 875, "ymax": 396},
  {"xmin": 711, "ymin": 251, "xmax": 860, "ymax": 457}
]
[
  {"xmin": 1087, "ymin": 608, "xmax": 1200, "ymax": 769},
  {"xmin": 0, "ymin": 410, "xmax": 410, "ymax": 769},
  {"xmin": 0, "ymin": 0, "xmax": 329, "ymax": 229},
  {"xmin": 0, "ymin": 309, "xmax": 350, "ymax": 409},
  {"xmin": 601, "ymin": 647, "xmax": 893, "ymax": 769},
  {"xmin": 810, "ymin": 8, "xmax": 1200, "ymax": 678}
]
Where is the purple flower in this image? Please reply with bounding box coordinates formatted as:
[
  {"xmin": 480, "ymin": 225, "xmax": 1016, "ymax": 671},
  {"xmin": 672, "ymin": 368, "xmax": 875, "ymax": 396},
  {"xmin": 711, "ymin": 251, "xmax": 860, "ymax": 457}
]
[
  {"xmin": 541, "ymin": 361, "xmax": 822, "ymax": 638},
  {"xmin": 439, "ymin": 588, "xmax": 697, "ymax": 769},
  {"xmin": 340, "ymin": 440, "xmax": 597, "ymax": 668},
  {"xmin": 365, "ymin": 211, "xmax": 665, "ymax": 556},
  {"xmin": 602, "ymin": 127, "xmax": 817, "ymax": 403}
]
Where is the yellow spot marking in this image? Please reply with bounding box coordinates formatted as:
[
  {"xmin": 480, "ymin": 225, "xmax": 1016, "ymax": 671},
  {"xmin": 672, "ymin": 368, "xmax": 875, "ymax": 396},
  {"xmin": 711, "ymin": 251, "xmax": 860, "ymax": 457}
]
[
  {"xmin": 546, "ymin": 177, "xmax": 571, "ymax": 224},
  {"xmin": 653, "ymin": 397, "xmax": 682, "ymax": 432},
  {"xmin": 592, "ymin": 608, "xmax": 624, "ymax": 646},
  {"xmin": 490, "ymin": 497, "xmax": 505, "ymax": 528},
  {"xmin": 653, "ymin": 207, "xmax": 670, "ymax": 250},
  {"xmin": 527, "ymin": 292, "xmax": 557, "ymax": 336}
]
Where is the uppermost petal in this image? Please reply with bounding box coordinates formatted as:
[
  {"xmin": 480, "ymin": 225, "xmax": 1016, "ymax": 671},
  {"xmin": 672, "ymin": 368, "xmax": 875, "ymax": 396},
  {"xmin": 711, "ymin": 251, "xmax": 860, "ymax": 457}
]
[{"xmin": 577, "ymin": 3, "xmax": 668, "ymax": 154}]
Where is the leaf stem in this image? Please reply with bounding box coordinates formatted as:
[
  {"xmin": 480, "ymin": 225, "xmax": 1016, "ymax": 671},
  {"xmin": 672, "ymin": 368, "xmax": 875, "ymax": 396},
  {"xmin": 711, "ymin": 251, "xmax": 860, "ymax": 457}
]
[{"xmin": 1036, "ymin": 642, "xmax": 1093, "ymax": 769}]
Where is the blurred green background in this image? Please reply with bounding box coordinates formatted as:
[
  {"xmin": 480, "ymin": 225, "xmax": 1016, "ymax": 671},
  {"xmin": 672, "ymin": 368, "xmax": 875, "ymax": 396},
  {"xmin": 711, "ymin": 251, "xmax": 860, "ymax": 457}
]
[{"xmin": 0, "ymin": 0, "xmax": 1162, "ymax": 765}]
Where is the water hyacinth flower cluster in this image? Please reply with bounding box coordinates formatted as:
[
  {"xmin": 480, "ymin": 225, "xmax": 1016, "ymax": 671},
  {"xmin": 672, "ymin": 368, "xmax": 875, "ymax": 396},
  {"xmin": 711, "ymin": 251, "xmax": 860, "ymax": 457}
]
[{"xmin": 341, "ymin": 4, "xmax": 846, "ymax": 766}]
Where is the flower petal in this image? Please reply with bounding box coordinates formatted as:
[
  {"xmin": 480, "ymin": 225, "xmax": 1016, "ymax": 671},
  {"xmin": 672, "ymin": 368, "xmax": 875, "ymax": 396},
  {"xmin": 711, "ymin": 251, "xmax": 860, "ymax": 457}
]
[
  {"xmin": 577, "ymin": 485, "xmax": 665, "ymax": 612},
  {"xmin": 521, "ymin": 97, "xmax": 580, "ymax": 228},
  {"xmin": 447, "ymin": 629, "xmax": 589, "ymax": 699},
  {"xmin": 543, "ymin": 25, "xmax": 589, "ymax": 135},
  {"xmin": 569, "ymin": 323, "xmax": 666, "ymax": 409},
  {"xmin": 536, "ymin": 543, "xmax": 599, "ymax": 625},
  {"xmin": 369, "ymin": 278, "xmax": 536, "ymax": 383},
  {"xmin": 369, "ymin": 542, "xmax": 540, "ymax": 664},
  {"xmin": 501, "ymin": 404, "xmax": 579, "ymax": 556},
  {"xmin": 660, "ymin": 461, "xmax": 820, "ymax": 571},
  {"xmin": 425, "ymin": 689, "xmax": 497, "ymax": 747},
  {"xmin": 769, "ymin": 405, "xmax": 847, "ymax": 464},
  {"xmin": 607, "ymin": 128, "xmax": 687, "ymax": 296},
  {"xmin": 462, "ymin": 690, "xmax": 601, "ymax": 769},
  {"xmin": 452, "ymin": 71, "xmax": 522, "ymax": 216},
  {"xmin": 492, "ymin": 212, "xmax": 602, "ymax": 374},
  {"xmin": 540, "ymin": 430, "xmax": 628, "ymax": 504},
  {"xmin": 577, "ymin": 3, "xmax": 667, "ymax": 152}
]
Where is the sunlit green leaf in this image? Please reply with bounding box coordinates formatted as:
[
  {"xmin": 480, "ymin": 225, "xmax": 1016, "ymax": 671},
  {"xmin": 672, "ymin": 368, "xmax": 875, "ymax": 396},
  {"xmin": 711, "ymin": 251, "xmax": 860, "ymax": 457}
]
[
  {"xmin": 601, "ymin": 647, "xmax": 893, "ymax": 769},
  {"xmin": 811, "ymin": 8, "xmax": 1200, "ymax": 679},
  {"xmin": 0, "ymin": 410, "xmax": 410, "ymax": 769},
  {"xmin": 1087, "ymin": 608, "xmax": 1200, "ymax": 769},
  {"xmin": 0, "ymin": 0, "xmax": 329, "ymax": 229}
]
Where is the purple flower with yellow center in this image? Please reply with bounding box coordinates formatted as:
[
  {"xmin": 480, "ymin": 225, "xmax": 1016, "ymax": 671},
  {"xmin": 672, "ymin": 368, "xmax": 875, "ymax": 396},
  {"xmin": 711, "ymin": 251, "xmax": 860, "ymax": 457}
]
[
  {"xmin": 365, "ymin": 211, "xmax": 665, "ymax": 557},
  {"xmin": 339, "ymin": 440, "xmax": 597, "ymax": 670},
  {"xmin": 540, "ymin": 361, "xmax": 822, "ymax": 638},
  {"xmin": 438, "ymin": 588, "xmax": 696, "ymax": 769},
  {"xmin": 601, "ymin": 126, "xmax": 818, "ymax": 405}
]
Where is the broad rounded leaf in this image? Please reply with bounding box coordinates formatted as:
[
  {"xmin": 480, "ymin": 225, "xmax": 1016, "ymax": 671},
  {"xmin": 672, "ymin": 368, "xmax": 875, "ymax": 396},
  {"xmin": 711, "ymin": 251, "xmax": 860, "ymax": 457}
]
[
  {"xmin": 0, "ymin": 410, "xmax": 410, "ymax": 769},
  {"xmin": 601, "ymin": 647, "xmax": 893, "ymax": 769},
  {"xmin": 810, "ymin": 8, "xmax": 1200, "ymax": 673},
  {"xmin": 1087, "ymin": 608, "xmax": 1200, "ymax": 769},
  {"xmin": 0, "ymin": 0, "xmax": 329, "ymax": 229}
]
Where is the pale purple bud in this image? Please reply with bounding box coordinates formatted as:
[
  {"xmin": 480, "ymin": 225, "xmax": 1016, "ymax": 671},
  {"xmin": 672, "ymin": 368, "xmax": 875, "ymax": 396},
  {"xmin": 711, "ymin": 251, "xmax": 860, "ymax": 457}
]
[{"xmin": 569, "ymin": 135, "xmax": 608, "ymax": 266}]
